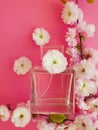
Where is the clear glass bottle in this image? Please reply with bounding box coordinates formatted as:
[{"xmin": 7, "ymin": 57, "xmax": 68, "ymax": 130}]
[{"xmin": 30, "ymin": 66, "xmax": 75, "ymax": 116}]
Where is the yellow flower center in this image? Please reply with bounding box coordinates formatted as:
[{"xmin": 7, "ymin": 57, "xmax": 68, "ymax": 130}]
[
  {"xmin": 21, "ymin": 64, "xmax": 24, "ymax": 67},
  {"xmin": 39, "ymin": 34, "xmax": 43, "ymax": 39},
  {"xmin": 68, "ymin": 11, "xmax": 72, "ymax": 16},
  {"xmin": 19, "ymin": 114, "xmax": 24, "ymax": 119},
  {"xmin": 53, "ymin": 60, "xmax": 58, "ymax": 64}
]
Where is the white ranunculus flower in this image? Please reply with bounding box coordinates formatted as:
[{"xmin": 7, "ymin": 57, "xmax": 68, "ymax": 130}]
[
  {"xmin": 32, "ymin": 27, "xmax": 50, "ymax": 46},
  {"xmin": 42, "ymin": 49, "xmax": 68, "ymax": 74},
  {"xmin": 0, "ymin": 105, "xmax": 10, "ymax": 121},
  {"xmin": 11, "ymin": 106, "xmax": 31, "ymax": 127},
  {"xmin": 13, "ymin": 56, "xmax": 32, "ymax": 75},
  {"xmin": 61, "ymin": 1, "xmax": 83, "ymax": 25}
]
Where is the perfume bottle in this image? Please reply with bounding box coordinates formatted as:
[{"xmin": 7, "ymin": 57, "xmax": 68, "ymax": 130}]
[{"xmin": 30, "ymin": 66, "xmax": 75, "ymax": 115}]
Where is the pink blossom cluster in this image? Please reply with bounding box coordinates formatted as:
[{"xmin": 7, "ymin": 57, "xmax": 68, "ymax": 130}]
[{"xmin": 61, "ymin": 1, "xmax": 98, "ymax": 130}]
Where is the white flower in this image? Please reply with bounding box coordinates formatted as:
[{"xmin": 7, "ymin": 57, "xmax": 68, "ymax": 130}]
[
  {"xmin": 77, "ymin": 21, "xmax": 95, "ymax": 37},
  {"xmin": 73, "ymin": 60, "xmax": 96, "ymax": 79},
  {"xmin": 61, "ymin": 2, "xmax": 83, "ymax": 25},
  {"xmin": 72, "ymin": 115, "xmax": 93, "ymax": 130},
  {"xmin": 0, "ymin": 105, "xmax": 10, "ymax": 121},
  {"xmin": 75, "ymin": 79, "xmax": 97, "ymax": 97},
  {"xmin": 88, "ymin": 99, "xmax": 98, "ymax": 114},
  {"xmin": 13, "ymin": 56, "xmax": 32, "ymax": 75},
  {"xmin": 11, "ymin": 106, "xmax": 31, "ymax": 127},
  {"xmin": 32, "ymin": 27, "xmax": 50, "ymax": 46},
  {"xmin": 42, "ymin": 49, "xmax": 68, "ymax": 74},
  {"xmin": 37, "ymin": 120, "xmax": 56, "ymax": 130},
  {"xmin": 65, "ymin": 28, "xmax": 77, "ymax": 47},
  {"xmin": 83, "ymin": 47, "xmax": 98, "ymax": 65}
]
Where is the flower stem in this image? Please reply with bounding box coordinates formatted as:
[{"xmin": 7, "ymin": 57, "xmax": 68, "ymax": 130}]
[
  {"xmin": 79, "ymin": 33, "xmax": 84, "ymax": 60},
  {"xmin": 76, "ymin": 0, "xmax": 84, "ymax": 60}
]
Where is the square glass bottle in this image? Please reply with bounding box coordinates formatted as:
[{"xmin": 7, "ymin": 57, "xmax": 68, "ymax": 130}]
[{"xmin": 30, "ymin": 66, "xmax": 75, "ymax": 116}]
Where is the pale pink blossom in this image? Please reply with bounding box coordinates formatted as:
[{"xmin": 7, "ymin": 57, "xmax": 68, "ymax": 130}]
[
  {"xmin": 61, "ymin": 2, "xmax": 82, "ymax": 25},
  {"xmin": 65, "ymin": 28, "xmax": 77, "ymax": 46},
  {"xmin": 72, "ymin": 115, "xmax": 93, "ymax": 130},
  {"xmin": 66, "ymin": 47, "xmax": 80, "ymax": 63},
  {"xmin": 56, "ymin": 124, "xmax": 67, "ymax": 130},
  {"xmin": 0, "ymin": 105, "xmax": 10, "ymax": 121},
  {"xmin": 77, "ymin": 21, "xmax": 95, "ymax": 37},
  {"xmin": 75, "ymin": 79, "xmax": 97, "ymax": 97},
  {"xmin": 91, "ymin": 70, "xmax": 98, "ymax": 87},
  {"xmin": 76, "ymin": 96, "xmax": 89, "ymax": 110},
  {"xmin": 78, "ymin": 8, "xmax": 84, "ymax": 22},
  {"xmin": 83, "ymin": 47, "xmax": 98, "ymax": 65},
  {"xmin": 67, "ymin": 123, "xmax": 77, "ymax": 130},
  {"xmin": 73, "ymin": 60, "xmax": 96, "ymax": 79},
  {"xmin": 88, "ymin": 99, "xmax": 98, "ymax": 115},
  {"xmin": 37, "ymin": 120, "xmax": 56, "ymax": 130},
  {"xmin": 93, "ymin": 120, "xmax": 98, "ymax": 130}
]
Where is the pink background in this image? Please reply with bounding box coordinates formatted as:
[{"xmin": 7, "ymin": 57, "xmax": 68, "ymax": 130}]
[{"xmin": 0, "ymin": 0, "xmax": 98, "ymax": 129}]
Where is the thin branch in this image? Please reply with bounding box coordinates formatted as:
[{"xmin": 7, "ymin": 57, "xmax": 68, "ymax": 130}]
[{"xmin": 79, "ymin": 34, "xmax": 83, "ymax": 60}]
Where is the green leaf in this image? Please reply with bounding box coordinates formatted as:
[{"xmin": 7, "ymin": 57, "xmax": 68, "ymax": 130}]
[
  {"xmin": 61, "ymin": 0, "xmax": 67, "ymax": 4},
  {"xmin": 87, "ymin": 0, "xmax": 95, "ymax": 3},
  {"xmin": 81, "ymin": 35, "xmax": 86, "ymax": 42},
  {"xmin": 48, "ymin": 114, "xmax": 67, "ymax": 124}
]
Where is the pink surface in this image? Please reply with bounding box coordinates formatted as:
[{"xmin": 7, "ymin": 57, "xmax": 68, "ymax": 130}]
[{"xmin": 0, "ymin": 0, "xmax": 98, "ymax": 129}]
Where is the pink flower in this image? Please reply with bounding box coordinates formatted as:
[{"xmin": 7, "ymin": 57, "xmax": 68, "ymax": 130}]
[
  {"xmin": 83, "ymin": 47, "xmax": 98, "ymax": 65},
  {"xmin": 65, "ymin": 28, "xmax": 77, "ymax": 47},
  {"xmin": 37, "ymin": 120, "xmax": 56, "ymax": 130},
  {"xmin": 66, "ymin": 47, "xmax": 80, "ymax": 63},
  {"xmin": 77, "ymin": 21, "xmax": 95, "ymax": 37},
  {"xmin": 72, "ymin": 115, "xmax": 93, "ymax": 130},
  {"xmin": 75, "ymin": 79, "xmax": 97, "ymax": 97},
  {"xmin": 73, "ymin": 60, "xmax": 96, "ymax": 79},
  {"xmin": 93, "ymin": 120, "xmax": 98, "ymax": 130},
  {"xmin": 88, "ymin": 99, "xmax": 98, "ymax": 115},
  {"xmin": 76, "ymin": 96, "xmax": 89, "ymax": 110},
  {"xmin": 91, "ymin": 70, "xmax": 98, "ymax": 86}
]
